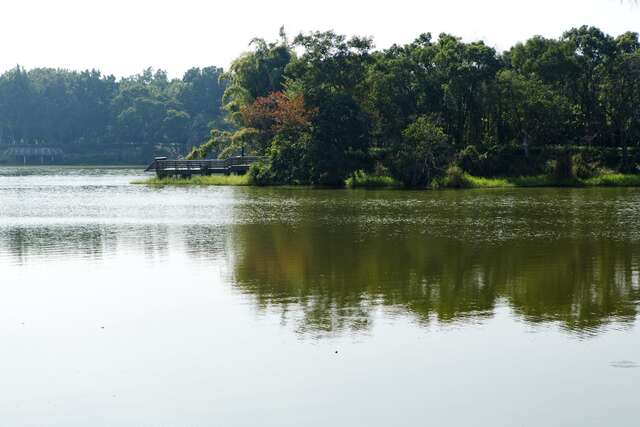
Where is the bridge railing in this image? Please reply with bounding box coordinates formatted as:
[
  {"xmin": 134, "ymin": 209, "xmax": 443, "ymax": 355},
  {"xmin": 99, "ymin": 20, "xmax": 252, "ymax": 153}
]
[{"xmin": 145, "ymin": 156, "xmax": 267, "ymax": 174}]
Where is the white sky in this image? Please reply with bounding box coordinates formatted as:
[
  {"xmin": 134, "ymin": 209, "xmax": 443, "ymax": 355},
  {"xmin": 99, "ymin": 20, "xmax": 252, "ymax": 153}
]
[{"xmin": 2, "ymin": 0, "xmax": 639, "ymax": 78}]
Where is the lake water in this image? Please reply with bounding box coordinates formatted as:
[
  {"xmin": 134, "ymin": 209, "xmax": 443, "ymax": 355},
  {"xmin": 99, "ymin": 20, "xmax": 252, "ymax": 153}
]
[{"xmin": 1, "ymin": 166, "xmax": 639, "ymax": 426}]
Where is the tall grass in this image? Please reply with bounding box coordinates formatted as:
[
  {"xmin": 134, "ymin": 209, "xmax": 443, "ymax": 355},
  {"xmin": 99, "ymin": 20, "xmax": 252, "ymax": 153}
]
[
  {"xmin": 439, "ymin": 171, "xmax": 640, "ymax": 189},
  {"xmin": 463, "ymin": 175, "xmax": 514, "ymax": 188},
  {"xmin": 345, "ymin": 171, "xmax": 402, "ymax": 188},
  {"xmin": 131, "ymin": 171, "xmax": 640, "ymax": 189},
  {"xmin": 583, "ymin": 173, "xmax": 640, "ymax": 187},
  {"xmin": 132, "ymin": 174, "xmax": 251, "ymax": 186},
  {"xmin": 508, "ymin": 175, "xmax": 581, "ymax": 187}
]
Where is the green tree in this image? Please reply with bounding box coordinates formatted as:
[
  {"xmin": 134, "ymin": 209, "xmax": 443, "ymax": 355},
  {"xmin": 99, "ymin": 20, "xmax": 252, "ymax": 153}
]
[
  {"xmin": 221, "ymin": 28, "xmax": 293, "ymax": 126},
  {"xmin": 388, "ymin": 115, "xmax": 450, "ymax": 186},
  {"xmin": 604, "ymin": 32, "xmax": 640, "ymax": 169},
  {"xmin": 497, "ymin": 70, "xmax": 572, "ymax": 151},
  {"xmin": 286, "ymin": 31, "xmax": 375, "ymax": 185},
  {"xmin": 177, "ymin": 67, "xmax": 226, "ymax": 146},
  {"xmin": 561, "ymin": 26, "xmax": 615, "ymax": 144}
]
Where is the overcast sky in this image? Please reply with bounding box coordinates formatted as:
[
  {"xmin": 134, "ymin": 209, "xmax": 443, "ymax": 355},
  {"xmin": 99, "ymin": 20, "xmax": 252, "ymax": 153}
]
[{"xmin": 2, "ymin": 0, "xmax": 639, "ymax": 78}]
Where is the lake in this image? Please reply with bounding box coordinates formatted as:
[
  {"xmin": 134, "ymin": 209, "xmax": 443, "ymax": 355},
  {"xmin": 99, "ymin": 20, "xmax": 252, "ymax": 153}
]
[{"xmin": 1, "ymin": 166, "xmax": 639, "ymax": 426}]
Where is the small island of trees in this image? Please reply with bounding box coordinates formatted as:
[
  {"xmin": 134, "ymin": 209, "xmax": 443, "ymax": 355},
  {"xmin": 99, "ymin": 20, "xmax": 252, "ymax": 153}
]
[{"xmin": 187, "ymin": 26, "xmax": 640, "ymax": 188}]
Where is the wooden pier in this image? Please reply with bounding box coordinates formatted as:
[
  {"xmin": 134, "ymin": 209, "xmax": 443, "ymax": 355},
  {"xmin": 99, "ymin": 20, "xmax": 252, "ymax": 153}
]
[{"xmin": 144, "ymin": 156, "xmax": 265, "ymax": 178}]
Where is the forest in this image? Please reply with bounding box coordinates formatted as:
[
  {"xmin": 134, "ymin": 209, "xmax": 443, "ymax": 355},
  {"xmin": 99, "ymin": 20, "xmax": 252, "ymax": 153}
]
[
  {"xmin": 2, "ymin": 26, "xmax": 640, "ymax": 186},
  {"xmin": 188, "ymin": 26, "xmax": 640, "ymax": 187},
  {"xmin": 0, "ymin": 66, "xmax": 226, "ymax": 164}
]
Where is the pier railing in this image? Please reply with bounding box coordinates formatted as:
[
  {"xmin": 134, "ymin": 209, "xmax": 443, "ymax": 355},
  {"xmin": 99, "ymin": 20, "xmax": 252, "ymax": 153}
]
[{"xmin": 144, "ymin": 156, "xmax": 265, "ymax": 177}]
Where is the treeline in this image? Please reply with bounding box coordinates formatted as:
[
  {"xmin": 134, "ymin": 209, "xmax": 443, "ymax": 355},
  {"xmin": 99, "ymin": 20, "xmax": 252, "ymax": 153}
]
[
  {"xmin": 0, "ymin": 66, "xmax": 226, "ymax": 163},
  {"xmin": 190, "ymin": 26, "xmax": 640, "ymax": 186}
]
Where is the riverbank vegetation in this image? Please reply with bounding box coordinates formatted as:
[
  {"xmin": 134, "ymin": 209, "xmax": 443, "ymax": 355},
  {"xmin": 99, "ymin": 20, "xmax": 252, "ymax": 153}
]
[
  {"xmin": 4, "ymin": 26, "xmax": 639, "ymax": 183},
  {"xmin": 133, "ymin": 169, "xmax": 640, "ymax": 189},
  {"xmin": 132, "ymin": 174, "xmax": 250, "ymax": 186},
  {"xmin": 184, "ymin": 26, "xmax": 640, "ymax": 188}
]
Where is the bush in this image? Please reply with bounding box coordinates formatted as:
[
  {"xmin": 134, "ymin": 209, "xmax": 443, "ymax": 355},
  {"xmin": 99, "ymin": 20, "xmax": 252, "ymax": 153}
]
[
  {"xmin": 572, "ymin": 153, "xmax": 597, "ymax": 179},
  {"xmin": 386, "ymin": 115, "xmax": 452, "ymax": 187},
  {"xmin": 584, "ymin": 173, "xmax": 640, "ymax": 187},
  {"xmin": 439, "ymin": 164, "xmax": 472, "ymax": 188},
  {"xmin": 345, "ymin": 171, "xmax": 401, "ymax": 188},
  {"xmin": 268, "ymin": 133, "xmax": 312, "ymax": 185},
  {"xmin": 248, "ymin": 161, "xmax": 276, "ymax": 186}
]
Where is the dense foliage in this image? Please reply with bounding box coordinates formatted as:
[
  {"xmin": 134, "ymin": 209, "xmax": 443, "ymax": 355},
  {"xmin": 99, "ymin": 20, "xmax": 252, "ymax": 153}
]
[
  {"xmin": 0, "ymin": 66, "xmax": 226, "ymax": 163},
  {"xmin": 192, "ymin": 26, "xmax": 640, "ymax": 186},
  {"xmin": 2, "ymin": 26, "xmax": 639, "ymax": 177}
]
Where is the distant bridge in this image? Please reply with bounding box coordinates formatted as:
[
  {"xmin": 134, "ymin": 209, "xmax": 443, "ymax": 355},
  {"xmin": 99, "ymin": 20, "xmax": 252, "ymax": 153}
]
[
  {"xmin": 145, "ymin": 156, "xmax": 265, "ymax": 178},
  {"xmin": 2, "ymin": 146, "xmax": 64, "ymax": 164}
]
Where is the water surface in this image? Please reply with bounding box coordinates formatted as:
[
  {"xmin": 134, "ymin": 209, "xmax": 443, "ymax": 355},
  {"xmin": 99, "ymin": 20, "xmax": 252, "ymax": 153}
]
[{"xmin": 1, "ymin": 166, "xmax": 639, "ymax": 426}]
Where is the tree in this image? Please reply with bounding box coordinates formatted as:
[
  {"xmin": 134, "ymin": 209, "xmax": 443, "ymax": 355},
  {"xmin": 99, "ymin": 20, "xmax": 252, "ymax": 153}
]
[
  {"xmin": 604, "ymin": 32, "xmax": 640, "ymax": 169},
  {"xmin": 221, "ymin": 28, "xmax": 293, "ymax": 126},
  {"xmin": 286, "ymin": 31, "xmax": 375, "ymax": 185},
  {"xmin": 561, "ymin": 26, "xmax": 615, "ymax": 144},
  {"xmin": 387, "ymin": 115, "xmax": 451, "ymax": 186},
  {"xmin": 240, "ymin": 91, "xmax": 315, "ymax": 154},
  {"xmin": 177, "ymin": 67, "xmax": 226, "ymax": 146},
  {"xmin": 365, "ymin": 34, "xmax": 441, "ymax": 153},
  {"xmin": 163, "ymin": 109, "xmax": 190, "ymax": 146},
  {"xmin": 497, "ymin": 70, "xmax": 572, "ymax": 151}
]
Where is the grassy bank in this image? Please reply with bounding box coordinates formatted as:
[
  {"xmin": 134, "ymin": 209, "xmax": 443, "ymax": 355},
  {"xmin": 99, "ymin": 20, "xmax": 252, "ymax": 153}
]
[
  {"xmin": 350, "ymin": 171, "xmax": 640, "ymax": 189},
  {"xmin": 132, "ymin": 174, "xmax": 251, "ymax": 186},
  {"xmin": 460, "ymin": 173, "xmax": 640, "ymax": 189},
  {"xmin": 346, "ymin": 172, "xmax": 402, "ymax": 188},
  {"xmin": 582, "ymin": 173, "xmax": 640, "ymax": 187},
  {"xmin": 132, "ymin": 171, "xmax": 640, "ymax": 189},
  {"xmin": 460, "ymin": 175, "xmax": 574, "ymax": 188}
]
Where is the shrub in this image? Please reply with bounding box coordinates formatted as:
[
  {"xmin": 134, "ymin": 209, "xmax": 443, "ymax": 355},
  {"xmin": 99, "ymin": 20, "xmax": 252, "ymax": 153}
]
[
  {"xmin": 248, "ymin": 161, "xmax": 276, "ymax": 186},
  {"xmin": 268, "ymin": 133, "xmax": 311, "ymax": 184},
  {"xmin": 572, "ymin": 153, "xmax": 597, "ymax": 179},
  {"xmin": 386, "ymin": 115, "xmax": 452, "ymax": 187},
  {"xmin": 439, "ymin": 164, "xmax": 472, "ymax": 188},
  {"xmin": 583, "ymin": 173, "xmax": 640, "ymax": 187},
  {"xmin": 345, "ymin": 171, "xmax": 401, "ymax": 188}
]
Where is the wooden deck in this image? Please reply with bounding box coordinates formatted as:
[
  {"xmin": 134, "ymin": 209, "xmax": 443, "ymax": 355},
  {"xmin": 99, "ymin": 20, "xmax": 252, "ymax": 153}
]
[{"xmin": 145, "ymin": 156, "xmax": 265, "ymax": 178}]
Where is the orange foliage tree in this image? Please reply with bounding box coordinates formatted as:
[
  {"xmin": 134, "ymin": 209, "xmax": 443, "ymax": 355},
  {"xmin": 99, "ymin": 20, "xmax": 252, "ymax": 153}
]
[{"xmin": 240, "ymin": 92, "xmax": 316, "ymax": 153}]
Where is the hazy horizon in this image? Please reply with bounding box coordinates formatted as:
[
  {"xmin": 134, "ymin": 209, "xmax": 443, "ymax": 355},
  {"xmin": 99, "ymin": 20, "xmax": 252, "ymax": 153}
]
[{"xmin": 2, "ymin": 0, "xmax": 640, "ymax": 78}]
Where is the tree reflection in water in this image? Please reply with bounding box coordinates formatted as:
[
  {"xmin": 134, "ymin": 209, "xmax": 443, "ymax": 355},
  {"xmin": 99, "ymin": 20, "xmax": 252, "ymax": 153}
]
[
  {"xmin": 228, "ymin": 221, "xmax": 640, "ymax": 337},
  {"xmin": 2, "ymin": 186, "xmax": 639, "ymax": 337}
]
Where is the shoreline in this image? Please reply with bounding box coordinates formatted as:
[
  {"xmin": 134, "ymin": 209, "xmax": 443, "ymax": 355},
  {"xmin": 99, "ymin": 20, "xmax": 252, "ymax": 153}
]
[
  {"xmin": 131, "ymin": 172, "xmax": 640, "ymax": 189},
  {"xmin": 131, "ymin": 175, "xmax": 252, "ymax": 186}
]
